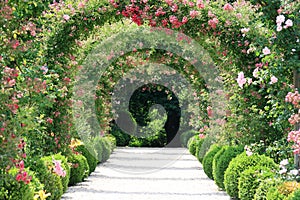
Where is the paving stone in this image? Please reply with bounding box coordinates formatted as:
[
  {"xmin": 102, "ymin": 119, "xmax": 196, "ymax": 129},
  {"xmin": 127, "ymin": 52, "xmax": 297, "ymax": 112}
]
[{"xmin": 62, "ymin": 147, "xmax": 231, "ymax": 200}]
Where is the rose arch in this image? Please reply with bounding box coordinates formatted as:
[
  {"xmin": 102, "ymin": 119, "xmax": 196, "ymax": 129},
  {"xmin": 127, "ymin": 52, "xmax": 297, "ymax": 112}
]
[
  {"xmin": 0, "ymin": 0, "xmax": 300, "ymax": 198},
  {"xmin": 0, "ymin": 1, "xmax": 299, "ymax": 197},
  {"xmin": 37, "ymin": 0, "xmax": 298, "ymax": 151}
]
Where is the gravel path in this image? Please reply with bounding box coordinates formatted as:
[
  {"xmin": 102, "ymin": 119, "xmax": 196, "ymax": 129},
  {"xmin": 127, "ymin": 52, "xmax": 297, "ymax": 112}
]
[{"xmin": 61, "ymin": 147, "xmax": 230, "ymax": 200}]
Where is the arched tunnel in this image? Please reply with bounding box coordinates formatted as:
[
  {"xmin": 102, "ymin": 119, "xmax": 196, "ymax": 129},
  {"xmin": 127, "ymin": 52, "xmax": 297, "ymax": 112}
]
[{"xmin": 128, "ymin": 83, "xmax": 182, "ymax": 147}]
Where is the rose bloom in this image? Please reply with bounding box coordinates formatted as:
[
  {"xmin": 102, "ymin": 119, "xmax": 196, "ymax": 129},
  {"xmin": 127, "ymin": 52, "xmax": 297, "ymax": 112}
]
[
  {"xmin": 270, "ymin": 76, "xmax": 278, "ymax": 84},
  {"xmin": 262, "ymin": 47, "xmax": 271, "ymax": 55}
]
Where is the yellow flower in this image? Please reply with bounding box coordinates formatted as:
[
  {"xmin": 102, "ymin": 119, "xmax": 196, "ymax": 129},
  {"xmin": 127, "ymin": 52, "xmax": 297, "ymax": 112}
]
[
  {"xmin": 69, "ymin": 138, "xmax": 83, "ymax": 148},
  {"xmin": 34, "ymin": 190, "xmax": 51, "ymax": 200}
]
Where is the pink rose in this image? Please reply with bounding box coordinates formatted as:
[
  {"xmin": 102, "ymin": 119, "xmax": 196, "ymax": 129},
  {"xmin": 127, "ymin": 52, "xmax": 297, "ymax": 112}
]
[
  {"xmin": 262, "ymin": 47, "xmax": 271, "ymax": 55},
  {"xmin": 189, "ymin": 10, "xmax": 199, "ymax": 18},
  {"xmin": 63, "ymin": 14, "xmax": 70, "ymax": 21},
  {"xmin": 285, "ymin": 19, "xmax": 293, "ymax": 27},
  {"xmin": 223, "ymin": 3, "xmax": 234, "ymax": 11},
  {"xmin": 270, "ymin": 76, "xmax": 278, "ymax": 84},
  {"xmin": 236, "ymin": 72, "xmax": 247, "ymax": 88}
]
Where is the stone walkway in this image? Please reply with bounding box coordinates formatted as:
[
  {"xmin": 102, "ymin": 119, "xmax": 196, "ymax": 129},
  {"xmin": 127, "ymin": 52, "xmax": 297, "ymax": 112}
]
[{"xmin": 61, "ymin": 147, "xmax": 230, "ymax": 200}]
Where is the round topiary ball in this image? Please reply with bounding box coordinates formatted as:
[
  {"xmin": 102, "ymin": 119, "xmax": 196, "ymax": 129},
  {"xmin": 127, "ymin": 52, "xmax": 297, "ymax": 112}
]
[
  {"xmin": 188, "ymin": 135, "xmax": 205, "ymax": 156},
  {"xmin": 202, "ymin": 144, "xmax": 222, "ymax": 180},
  {"xmin": 224, "ymin": 152, "xmax": 278, "ymax": 199},
  {"xmin": 213, "ymin": 145, "xmax": 244, "ymax": 190},
  {"xmin": 76, "ymin": 144, "xmax": 98, "ymax": 174},
  {"xmin": 68, "ymin": 154, "xmax": 89, "ymax": 186},
  {"xmin": 238, "ymin": 165, "xmax": 276, "ymax": 200},
  {"xmin": 101, "ymin": 137, "xmax": 112, "ymax": 162},
  {"xmin": 30, "ymin": 157, "xmax": 64, "ymax": 200},
  {"xmin": 43, "ymin": 153, "xmax": 71, "ymax": 193},
  {"xmin": 93, "ymin": 136, "xmax": 103, "ymax": 163},
  {"xmin": 196, "ymin": 135, "xmax": 216, "ymax": 163}
]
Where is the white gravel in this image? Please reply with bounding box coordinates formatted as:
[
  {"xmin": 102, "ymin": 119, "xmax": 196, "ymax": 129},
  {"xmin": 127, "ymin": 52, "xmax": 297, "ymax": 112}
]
[{"xmin": 61, "ymin": 147, "xmax": 231, "ymax": 200}]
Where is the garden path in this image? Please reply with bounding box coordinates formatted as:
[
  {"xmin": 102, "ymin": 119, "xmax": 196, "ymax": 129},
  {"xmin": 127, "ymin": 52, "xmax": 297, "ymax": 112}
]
[{"xmin": 61, "ymin": 147, "xmax": 230, "ymax": 200}]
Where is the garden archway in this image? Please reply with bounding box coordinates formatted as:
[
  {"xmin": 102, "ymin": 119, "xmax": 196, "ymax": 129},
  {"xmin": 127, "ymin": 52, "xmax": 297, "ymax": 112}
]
[{"xmin": 39, "ymin": 0, "xmax": 297, "ymax": 152}]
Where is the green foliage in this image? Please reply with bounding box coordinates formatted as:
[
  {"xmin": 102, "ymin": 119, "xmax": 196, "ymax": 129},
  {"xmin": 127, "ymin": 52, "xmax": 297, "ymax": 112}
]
[
  {"xmin": 0, "ymin": 168, "xmax": 42, "ymax": 200},
  {"xmin": 254, "ymin": 178, "xmax": 283, "ymax": 200},
  {"xmin": 202, "ymin": 145, "xmax": 222, "ymax": 180},
  {"xmin": 188, "ymin": 135, "xmax": 204, "ymax": 156},
  {"xmin": 246, "ymin": 139, "xmax": 294, "ymax": 164},
  {"xmin": 180, "ymin": 130, "xmax": 197, "ymax": 147},
  {"xmin": 92, "ymin": 136, "xmax": 113, "ymax": 163},
  {"xmin": 287, "ymin": 189, "xmax": 300, "ymax": 200},
  {"xmin": 196, "ymin": 135, "xmax": 216, "ymax": 163},
  {"xmin": 68, "ymin": 154, "xmax": 89, "ymax": 186},
  {"xmin": 213, "ymin": 145, "xmax": 244, "ymax": 190},
  {"xmin": 93, "ymin": 136, "xmax": 103, "ymax": 163},
  {"xmin": 110, "ymin": 122, "xmax": 131, "ymax": 146},
  {"xmin": 266, "ymin": 186, "xmax": 287, "ymax": 200},
  {"xmin": 29, "ymin": 158, "xmax": 63, "ymax": 200},
  {"xmin": 224, "ymin": 153, "xmax": 278, "ymax": 199},
  {"xmin": 76, "ymin": 144, "xmax": 98, "ymax": 174},
  {"xmin": 238, "ymin": 165, "xmax": 276, "ymax": 200},
  {"xmin": 50, "ymin": 153, "xmax": 70, "ymax": 192},
  {"xmin": 128, "ymin": 108, "xmax": 168, "ymax": 147},
  {"xmin": 100, "ymin": 137, "xmax": 112, "ymax": 163},
  {"xmin": 105, "ymin": 134, "xmax": 117, "ymax": 150}
]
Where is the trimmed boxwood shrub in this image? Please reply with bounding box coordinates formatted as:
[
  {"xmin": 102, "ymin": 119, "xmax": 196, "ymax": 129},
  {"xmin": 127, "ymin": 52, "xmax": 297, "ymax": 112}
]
[
  {"xmin": 105, "ymin": 134, "xmax": 117, "ymax": 150},
  {"xmin": 93, "ymin": 136, "xmax": 103, "ymax": 163},
  {"xmin": 196, "ymin": 135, "xmax": 216, "ymax": 163},
  {"xmin": 42, "ymin": 153, "xmax": 71, "ymax": 192},
  {"xmin": 254, "ymin": 178, "xmax": 283, "ymax": 200},
  {"xmin": 202, "ymin": 144, "xmax": 222, "ymax": 180},
  {"xmin": 76, "ymin": 144, "xmax": 98, "ymax": 174},
  {"xmin": 180, "ymin": 130, "xmax": 197, "ymax": 147},
  {"xmin": 0, "ymin": 168, "xmax": 42, "ymax": 200},
  {"xmin": 93, "ymin": 136, "xmax": 112, "ymax": 163},
  {"xmin": 101, "ymin": 137, "xmax": 112, "ymax": 162},
  {"xmin": 238, "ymin": 165, "xmax": 276, "ymax": 200},
  {"xmin": 188, "ymin": 135, "xmax": 205, "ymax": 156},
  {"xmin": 213, "ymin": 145, "xmax": 244, "ymax": 190},
  {"xmin": 224, "ymin": 152, "xmax": 278, "ymax": 199},
  {"xmin": 29, "ymin": 158, "xmax": 64, "ymax": 200},
  {"xmin": 68, "ymin": 154, "xmax": 89, "ymax": 186}
]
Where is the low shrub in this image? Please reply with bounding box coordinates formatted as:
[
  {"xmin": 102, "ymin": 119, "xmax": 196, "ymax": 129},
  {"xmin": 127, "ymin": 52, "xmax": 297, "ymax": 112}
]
[
  {"xmin": 266, "ymin": 186, "xmax": 288, "ymax": 200},
  {"xmin": 48, "ymin": 153, "xmax": 70, "ymax": 192},
  {"xmin": 93, "ymin": 136, "xmax": 103, "ymax": 163},
  {"xmin": 105, "ymin": 134, "xmax": 117, "ymax": 150},
  {"xmin": 266, "ymin": 181, "xmax": 300, "ymax": 200},
  {"xmin": 254, "ymin": 178, "xmax": 283, "ymax": 200},
  {"xmin": 29, "ymin": 158, "xmax": 64, "ymax": 200},
  {"xmin": 213, "ymin": 145, "xmax": 244, "ymax": 190},
  {"xmin": 238, "ymin": 165, "xmax": 276, "ymax": 200},
  {"xmin": 101, "ymin": 137, "xmax": 112, "ymax": 162},
  {"xmin": 188, "ymin": 135, "xmax": 205, "ymax": 156},
  {"xmin": 202, "ymin": 145, "xmax": 222, "ymax": 179},
  {"xmin": 93, "ymin": 136, "xmax": 113, "ymax": 163},
  {"xmin": 76, "ymin": 144, "xmax": 98, "ymax": 174},
  {"xmin": 224, "ymin": 152, "xmax": 278, "ymax": 199},
  {"xmin": 287, "ymin": 188, "xmax": 300, "ymax": 200},
  {"xmin": 180, "ymin": 130, "xmax": 197, "ymax": 147},
  {"xmin": 196, "ymin": 135, "xmax": 216, "ymax": 163},
  {"xmin": 68, "ymin": 154, "xmax": 89, "ymax": 186},
  {"xmin": 0, "ymin": 168, "xmax": 42, "ymax": 200}
]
